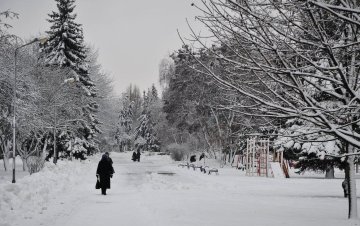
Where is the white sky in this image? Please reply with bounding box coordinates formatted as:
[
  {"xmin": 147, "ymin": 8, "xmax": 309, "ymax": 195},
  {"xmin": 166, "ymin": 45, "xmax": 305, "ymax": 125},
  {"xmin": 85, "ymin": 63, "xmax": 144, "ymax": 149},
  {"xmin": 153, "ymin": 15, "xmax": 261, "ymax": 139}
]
[{"xmin": 0, "ymin": 0, "xmax": 203, "ymax": 95}]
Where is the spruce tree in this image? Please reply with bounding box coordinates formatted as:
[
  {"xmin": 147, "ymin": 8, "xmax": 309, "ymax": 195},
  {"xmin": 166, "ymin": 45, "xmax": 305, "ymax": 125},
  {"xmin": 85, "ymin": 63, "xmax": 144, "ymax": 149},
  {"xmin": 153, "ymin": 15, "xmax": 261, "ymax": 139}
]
[
  {"xmin": 134, "ymin": 92, "xmax": 160, "ymax": 152},
  {"xmin": 116, "ymin": 95, "xmax": 134, "ymax": 152},
  {"xmin": 42, "ymin": 0, "xmax": 100, "ymax": 160},
  {"xmin": 43, "ymin": 0, "xmax": 94, "ymax": 95},
  {"xmin": 151, "ymin": 84, "xmax": 158, "ymax": 100}
]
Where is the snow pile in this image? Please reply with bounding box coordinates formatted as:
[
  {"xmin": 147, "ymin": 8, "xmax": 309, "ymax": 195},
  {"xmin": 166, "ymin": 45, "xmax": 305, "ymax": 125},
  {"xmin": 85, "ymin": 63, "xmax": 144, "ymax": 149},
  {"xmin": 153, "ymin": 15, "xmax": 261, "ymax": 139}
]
[{"xmin": 0, "ymin": 159, "xmax": 92, "ymax": 226}]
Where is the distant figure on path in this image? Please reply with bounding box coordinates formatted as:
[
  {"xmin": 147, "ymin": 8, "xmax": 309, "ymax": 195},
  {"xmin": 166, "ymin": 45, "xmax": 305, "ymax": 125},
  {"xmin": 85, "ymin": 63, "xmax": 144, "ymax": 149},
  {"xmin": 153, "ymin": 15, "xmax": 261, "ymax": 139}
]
[
  {"xmin": 132, "ymin": 151, "xmax": 137, "ymax": 162},
  {"xmin": 136, "ymin": 149, "xmax": 141, "ymax": 162},
  {"xmin": 190, "ymin": 155, "xmax": 196, "ymax": 163},
  {"xmin": 96, "ymin": 154, "xmax": 115, "ymax": 195},
  {"xmin": 199, "ymin": 153, "xmax": 205, "ymax": 161}
]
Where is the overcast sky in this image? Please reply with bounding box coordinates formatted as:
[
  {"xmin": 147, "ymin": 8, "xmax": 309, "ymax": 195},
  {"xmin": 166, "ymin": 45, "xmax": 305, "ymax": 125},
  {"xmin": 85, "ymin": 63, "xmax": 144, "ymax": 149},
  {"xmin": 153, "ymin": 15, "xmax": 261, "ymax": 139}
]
[{"xmin": 0, "ymin": 0, "xmax": 203, "ymax": 95}]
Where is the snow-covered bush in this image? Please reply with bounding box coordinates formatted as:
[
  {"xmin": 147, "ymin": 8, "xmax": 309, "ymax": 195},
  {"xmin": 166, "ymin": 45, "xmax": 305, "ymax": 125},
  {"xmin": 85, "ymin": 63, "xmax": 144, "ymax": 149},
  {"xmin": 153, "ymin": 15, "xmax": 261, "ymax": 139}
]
[
  {"xmin": 167, "ymin": 143, "xmax": 189, "ymax": 161},
  {"xmin": 26, "ymin": 156, "xmax": 45, "ymax": 175}
]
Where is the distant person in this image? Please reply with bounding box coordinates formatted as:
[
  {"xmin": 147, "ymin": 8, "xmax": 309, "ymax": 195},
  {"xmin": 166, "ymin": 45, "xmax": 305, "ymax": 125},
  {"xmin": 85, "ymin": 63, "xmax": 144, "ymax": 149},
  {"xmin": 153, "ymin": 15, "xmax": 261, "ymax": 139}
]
[
  {"xmin": 96, "ymin": 154, "xmax": 115, "ymax": 195},
  {"xmin": 136, "ymin": 149, "xmax": 141, "ymax": 162},
  {"xmin": 190, "ymin": 155, "xmax": 196, "ymax": 163},
  {"xmin": 132, "ymin": 151, "xmax": 137, "ymax": 162},
  {"xmin": 199, "ymin": 153, "xmax": 205, "ymax": 161}
]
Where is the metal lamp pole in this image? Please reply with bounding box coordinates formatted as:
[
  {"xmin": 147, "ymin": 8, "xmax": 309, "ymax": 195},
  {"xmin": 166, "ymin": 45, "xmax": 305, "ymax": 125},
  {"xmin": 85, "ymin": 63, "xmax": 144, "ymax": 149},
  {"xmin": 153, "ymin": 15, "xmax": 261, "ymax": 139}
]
[
  {"xmin": 12, "ymin": 38, "xmax": 47, "ymax": 183},
  {"xmin": 53, "ymin": 100, "xmax": 57, "ymax": 164}
]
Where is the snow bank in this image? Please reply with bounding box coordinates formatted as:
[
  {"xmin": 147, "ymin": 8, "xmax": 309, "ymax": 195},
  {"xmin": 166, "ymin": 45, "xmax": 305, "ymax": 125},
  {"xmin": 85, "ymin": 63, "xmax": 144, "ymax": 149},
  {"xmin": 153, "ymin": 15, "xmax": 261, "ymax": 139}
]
[{"xmin": 0, "ymin": 159, "xmax": 92, "ymax": 226}]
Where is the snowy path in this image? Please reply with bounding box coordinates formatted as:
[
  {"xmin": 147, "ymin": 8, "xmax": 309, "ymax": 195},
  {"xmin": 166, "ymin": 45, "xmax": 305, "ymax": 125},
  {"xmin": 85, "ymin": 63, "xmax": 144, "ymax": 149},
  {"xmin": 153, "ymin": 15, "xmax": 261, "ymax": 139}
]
[
  {"xmin": 7, "ymin": 152, "xmax": 358, "ymax": 226},
  {"xmin": 51, "ymin": 153, "xmax": 178, "ymax": 226}
]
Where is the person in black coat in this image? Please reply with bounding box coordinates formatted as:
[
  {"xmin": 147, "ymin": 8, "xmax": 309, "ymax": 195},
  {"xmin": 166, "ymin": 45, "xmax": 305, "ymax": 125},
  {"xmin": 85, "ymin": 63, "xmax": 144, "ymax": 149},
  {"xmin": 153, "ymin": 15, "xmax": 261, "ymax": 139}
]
[
  {"xmin": 96, "ymin": 154, "xmax": 114, "ymax": 195},
  {"xmin": 105, "ymin": 152, "xmax": 113, "ymax": 165},
  {"xmin": 136, "ymin": 149, "xmax": 141, "ymax": 162},
  {"xmin": 199, "ymin": 153, "xmax": 205, "ymax": 161},
  {"xmin": 132, "ymin": 151, "xmax": 137, "ymax": 161}
]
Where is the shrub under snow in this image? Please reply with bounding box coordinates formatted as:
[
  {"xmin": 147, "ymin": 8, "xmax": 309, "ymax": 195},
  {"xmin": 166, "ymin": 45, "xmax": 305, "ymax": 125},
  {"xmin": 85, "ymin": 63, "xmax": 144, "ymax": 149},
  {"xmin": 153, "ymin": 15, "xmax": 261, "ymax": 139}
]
[{"xmin": 167, "ymin": 143, "xmax": 189, "ymax": 161}]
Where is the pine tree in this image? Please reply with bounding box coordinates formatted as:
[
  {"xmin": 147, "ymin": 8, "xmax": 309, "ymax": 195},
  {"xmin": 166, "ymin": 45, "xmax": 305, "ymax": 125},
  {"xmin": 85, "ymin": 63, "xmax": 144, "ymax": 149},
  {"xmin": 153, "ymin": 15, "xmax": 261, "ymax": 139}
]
[
  {"xmin": 42, "ymin": 0, "xmax": 100, "ymax": 161},
  {"xmin": 116, "ymin": 95, "xmax": 134, "ymax": 152},
  {"xmin": 134, "ymin": 91, "xmax": 160, "ymax": 152},
  {"xmin": 43, "ymin": 0, "xmax": 94, "ymax": 95},
  {"xmin": 151, "ymin": 84, "xmax": 158, "ymax": 100}
]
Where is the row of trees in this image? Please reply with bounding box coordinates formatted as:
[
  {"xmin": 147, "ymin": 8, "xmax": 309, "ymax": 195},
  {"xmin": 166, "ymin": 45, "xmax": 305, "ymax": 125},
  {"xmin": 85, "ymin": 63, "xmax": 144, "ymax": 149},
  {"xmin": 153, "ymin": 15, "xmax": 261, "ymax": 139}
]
[
  {"xmin": 115, "ymin": 84, "xmax": 161, "ymax": 153},
  {"xmin": 0, "ymin": 0, "xmax": 117, "ymax": 173},
  {"xmin": 155, "ymin": 0, "xmax": 360, "ymax": 220}
]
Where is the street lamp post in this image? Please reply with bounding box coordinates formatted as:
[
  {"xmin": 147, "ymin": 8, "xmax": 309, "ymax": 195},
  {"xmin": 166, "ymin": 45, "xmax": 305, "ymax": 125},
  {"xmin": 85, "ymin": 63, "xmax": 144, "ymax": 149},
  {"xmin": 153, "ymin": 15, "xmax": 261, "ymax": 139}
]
[
  {"xmin": 12, "ymin": 37, "xmax": 47, "ymax": 183},
  {"xmin": 54, "ymin": 102, "xmax": 57, "ymax": 164}
]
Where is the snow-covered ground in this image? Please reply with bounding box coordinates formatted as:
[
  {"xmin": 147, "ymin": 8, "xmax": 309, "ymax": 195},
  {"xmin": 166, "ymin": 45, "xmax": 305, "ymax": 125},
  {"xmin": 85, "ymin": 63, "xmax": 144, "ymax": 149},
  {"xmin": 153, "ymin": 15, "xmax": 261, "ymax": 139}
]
[{"xmin": 0, "ymin": 152, "xmax": 359, "ymax": 226}]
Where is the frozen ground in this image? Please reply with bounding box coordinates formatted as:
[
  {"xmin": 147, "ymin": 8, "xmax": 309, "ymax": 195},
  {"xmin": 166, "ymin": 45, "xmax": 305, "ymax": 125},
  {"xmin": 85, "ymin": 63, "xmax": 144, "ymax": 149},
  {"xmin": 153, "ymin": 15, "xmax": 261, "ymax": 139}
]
[{"xmin": 1, "ymin": 152, "xmax": 360, "ymax": 226}]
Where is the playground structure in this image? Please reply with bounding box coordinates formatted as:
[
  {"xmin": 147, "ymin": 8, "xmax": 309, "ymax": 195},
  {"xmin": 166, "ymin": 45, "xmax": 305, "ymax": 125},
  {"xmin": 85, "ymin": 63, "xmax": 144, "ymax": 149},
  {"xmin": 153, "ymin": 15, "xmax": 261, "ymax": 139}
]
[
  {"xmin": 245, "ymin": 137, "xmax": 270, "ymax": 177},
  {"xmin": 232, "ymin": 136, "xmax": 289, "ymax": 178},
  {"xmin": 273, "ymin": 149, "xmax": 290, "ymax": 178}
]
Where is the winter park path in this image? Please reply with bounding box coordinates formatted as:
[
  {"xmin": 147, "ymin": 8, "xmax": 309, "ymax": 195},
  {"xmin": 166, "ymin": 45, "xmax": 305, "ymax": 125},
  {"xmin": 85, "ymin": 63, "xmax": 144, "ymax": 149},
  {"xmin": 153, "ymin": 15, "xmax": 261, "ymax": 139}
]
[{"xmin": 5, "ymin": 152, "xmax": 359, "ymax": 226}]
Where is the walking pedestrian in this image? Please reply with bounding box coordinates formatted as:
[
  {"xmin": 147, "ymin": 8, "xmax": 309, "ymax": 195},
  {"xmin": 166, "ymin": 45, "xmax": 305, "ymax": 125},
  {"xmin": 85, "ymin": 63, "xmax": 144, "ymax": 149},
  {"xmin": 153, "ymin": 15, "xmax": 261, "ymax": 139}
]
[
  {"xmin": 190, "ymin": 155, "xmax": 196, "ymax": 163},
  {"xmin": 136, "ymin": 148, "xmax": 141, "ymax": 162},
  {"xmin": 132, "ymin": 151, "xmax": 137, "ymax": 162},
  {"xmin": 96, "ymin": 153, "xmax": 115, "ymax": 195},
  {"xmin": 105, "ymin": 151, "xmax": 113, "ymax": 165}
]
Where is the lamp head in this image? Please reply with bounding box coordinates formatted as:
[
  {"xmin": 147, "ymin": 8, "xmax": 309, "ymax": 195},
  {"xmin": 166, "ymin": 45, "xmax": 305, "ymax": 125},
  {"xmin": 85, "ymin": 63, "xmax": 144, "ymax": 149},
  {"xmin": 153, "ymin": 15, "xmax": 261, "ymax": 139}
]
[{"xmin": 38, "ymin": 37, "xmax": 48, "ymax": 45}]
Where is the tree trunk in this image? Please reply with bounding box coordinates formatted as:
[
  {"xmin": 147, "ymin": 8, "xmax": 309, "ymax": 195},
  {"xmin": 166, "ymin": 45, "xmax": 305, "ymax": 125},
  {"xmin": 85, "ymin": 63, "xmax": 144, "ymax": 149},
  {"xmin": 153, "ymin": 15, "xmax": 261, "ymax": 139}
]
[
  {"xmin": 42, "ymin": 139, "xmax": 48, "ymax": 156},
  {"xmin": 347, "ymin": 144, "xmax": 358, "ymax": 219},
  {"xmin": 21, "ymin": 156, "xmax": 28, "ymax": 171},
  {"xmin": 325, "ymin": 166, "xmax": 335, "ymax": 179},
  {"xmin": 2, "ymin": 141, "xmax": 11, "ymax": 171},
  {"xmin": 3, "ymin": 154, "xmax": 9, "ymax": 171}
]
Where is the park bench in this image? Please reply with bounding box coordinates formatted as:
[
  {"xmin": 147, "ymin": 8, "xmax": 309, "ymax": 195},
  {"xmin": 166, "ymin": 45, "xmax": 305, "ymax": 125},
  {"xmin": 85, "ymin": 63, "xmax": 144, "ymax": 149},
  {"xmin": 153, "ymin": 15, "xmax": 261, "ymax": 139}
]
[
  {"xmin": 178, "ymin": 161, "xmax": 218, "ymax": 175},
  {"xmin": 200, "ymin": 166, "xmax": 209, "ymax": 173},
  {"xmin": 178, "ymin": 162, "xmax": 188, "ymax": 168},
  {"xmin": 189, "ymin": 164, "xmax": 203, "ymax": 171},
  {"xmin": 208, "ymin": 168, "xmax": 219, "ymax": 175}
]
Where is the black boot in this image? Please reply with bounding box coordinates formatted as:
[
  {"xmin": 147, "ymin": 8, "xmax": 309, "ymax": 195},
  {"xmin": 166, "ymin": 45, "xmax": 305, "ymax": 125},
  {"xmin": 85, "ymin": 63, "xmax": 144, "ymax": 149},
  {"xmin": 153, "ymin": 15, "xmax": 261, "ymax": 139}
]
[{"xmin": 101, "ymin": 188, "xmax": 106, "ymax": 195}]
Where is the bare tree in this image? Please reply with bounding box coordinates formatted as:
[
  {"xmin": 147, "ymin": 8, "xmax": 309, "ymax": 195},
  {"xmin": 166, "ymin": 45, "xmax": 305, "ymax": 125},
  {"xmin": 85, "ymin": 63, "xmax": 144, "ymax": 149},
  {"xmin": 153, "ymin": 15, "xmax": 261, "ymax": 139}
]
[{"xmin": 188, "ymin": 0, "xmax": 360, "ymax": 219}]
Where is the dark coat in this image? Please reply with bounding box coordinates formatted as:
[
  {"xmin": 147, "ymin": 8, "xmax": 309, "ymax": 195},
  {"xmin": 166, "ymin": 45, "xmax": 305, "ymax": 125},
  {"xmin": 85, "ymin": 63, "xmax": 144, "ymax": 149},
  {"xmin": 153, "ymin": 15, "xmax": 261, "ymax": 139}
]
[
  {"xmin": 96, "ymin": 157, "xmax": 114, "ymax": 189},
  {"xmin": 136, "ymin": 150, "xmax": 141, "ymax": 162},
  {"xmin": 199, "ymin": 153, "xmax": 205, "ymax": 161},
  {"xmin": 132, "ymin": 152, "xmax": 137, "ymax": 161}
]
